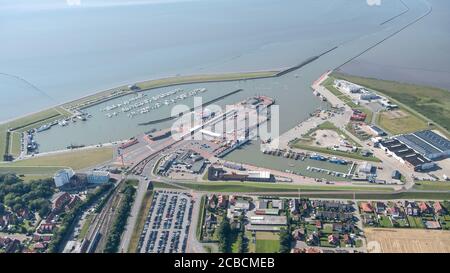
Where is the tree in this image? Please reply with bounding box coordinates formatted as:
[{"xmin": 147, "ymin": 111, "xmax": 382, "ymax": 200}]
[
  {"xmin": 0, "ymin": 202, "xmax": 5, "ymax": 215},
  {"xmin": 279, "ymin": 228, "xmax": 292, "ymax": 253},
  {"xmin": 38, "ymin": 203, "xmax": 51, "ymax": 218},
  {"xmin": 217, "ymin": 218, "xmax": 232, "ymax": 253},
  {"xmin": 13, "ymin": 203, "xmax": 23, "ymax": 213}
]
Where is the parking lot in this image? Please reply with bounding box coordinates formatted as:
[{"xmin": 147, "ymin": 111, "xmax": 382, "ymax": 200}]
[{"xmin": 138, "ymin": 190, "xmax": 193, "ymax": 253}]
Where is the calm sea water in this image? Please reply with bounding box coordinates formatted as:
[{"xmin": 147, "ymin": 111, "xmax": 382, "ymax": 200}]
[
  {"xmin": 1, "ymin": 0, "xmax": 405, "ymax": 121},
  {"xmin": 340, "ymin": 0, "xmax": 450, "ymax": 91},
  {"xmin": 0, "ymin": 0, "xmax": 441, "ymax": 165}
]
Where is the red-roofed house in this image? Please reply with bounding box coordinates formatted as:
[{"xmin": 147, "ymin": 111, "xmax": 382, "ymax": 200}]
[
  {"xmin": 328, "ymin": 234, "xmax": 339, "ymax": 245},
  {"xmin": 387, "ymin": 206, "xmax": 401, "ymax": 219},
  {"xmin": 52, "ymin": 192, "xmax": 72, "ymax": 211},
  {"xmin": 38, "ymin": 223, "xmax": 56, "ymax": 234},
  {"xmin": 433, "ymin": 202, "xmax": 445, "ymax": 215},
  {"xmin": 360, "ymin": 202, "xmax": 374, "ymax": 213},
  {"xmin": 33, "ymin": 242, "xmax": 46, "ymax": 251},
  {"xmin": 418, "ymin": 202, "xmax": 431, "ymax": 214},
  {"xmin": 228, "ymin": 195, "xmax": 237, "ymax": 206},
  {"xmin": 66, "ymin": 195, "xmax": 81, "ymax": 210},
  {"xmin": 217, "ymin": 195, "xmax": 226, "ymax": 208},
  {"xmin": 343, "ymin": 234, "xmax": 353, "ymax": 245},
  {"xmin": 315, "ymin": 220, "xmax": 322, "ymax": 229}
]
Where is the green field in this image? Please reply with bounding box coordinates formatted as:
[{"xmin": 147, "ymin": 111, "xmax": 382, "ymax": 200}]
[
  {"xmin": 196, "ymin": 195, "xmax": 207, "ymax": 241},
  {"xmin": 0, "ymin": 165, "xmax": 62, "ymax": 175},
  {"xmin": 407, "ymin": 216, "xmax": 425, "ymax": 229},
  {"xmin": 269, "ymin": 191, "xmax": 450, "ymax": 200},
  {"xmin": 255, "ymin": 232, "xmax": 280, "ymax": 253},
  {"xmin": 0, "ymin": 147, "xmax": 113, "ymax": 174},
  {"xmin": 377, "ymin": 110, "xmax": 429, "ymax": 135},
  {"xmin": 332, "ymin": 72, "xmax": 450, "ymax": 136},
  {"xmin": 151, "ymin": 181, "xmax": 186, "ymax": 190},
  {"xmin": 379, "ymin": 215, "xmax": 394, "ymax": 228}
]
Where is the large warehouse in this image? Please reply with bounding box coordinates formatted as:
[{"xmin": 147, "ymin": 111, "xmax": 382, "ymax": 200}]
[
  {"xmin": 395, "ymin": 130, "xmax": 450, "ymax": 160},
  {"xmin": 379, "ymin": 139, "xmax": 436, "ymax": 172}
]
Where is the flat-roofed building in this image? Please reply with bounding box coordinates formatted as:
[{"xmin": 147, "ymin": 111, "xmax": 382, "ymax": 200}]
[
  {"xmin": 86, "ymin": 171, "xmax": 110, "ymax": 185},
  {"xmin": 247, "ymin": 170, "xmax": 274, "ymax": 182},
  {"xmin": 53, "ymin": 169, "xmax": 75, "ymax": 188},
  {"xmin": 246, "ymin": 213, "xmax": 287, "ymax": 232},
  {"xmin": 396, "ymin": 130, "xmax": 450, "ymax": 160}
]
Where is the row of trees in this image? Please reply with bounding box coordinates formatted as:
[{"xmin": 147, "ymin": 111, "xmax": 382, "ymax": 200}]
[
  {"xmin": 217, "ymin": 213, "xmax": 248, "ymax": 253},
  {"xmin": 279, "ymin": 228, "xmax": 292, "ymax": 253},
  {"xmin": 104, "ymin": 182, "xmax": 136, "ymax": 253},
  {"xmin": 217, "ymin": 218, "xmax": 232, "ymax": 253},
  {"xmin": 279, "ymin": 207, "xmax": 294, "ymax": 253},
  {"xmin": 235, "ymin": 213, "xmax": 248, "ymax": 253}
]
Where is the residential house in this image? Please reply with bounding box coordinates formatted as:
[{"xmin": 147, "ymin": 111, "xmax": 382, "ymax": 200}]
[
  {"xmin": 228, "ymin": 195, "xmax": 237, "ymax": 206},
  {"xmin": 217, "ymin": 195, "xmax": 227, "ymax": 208},
  {"xmin": 312, "ymin": 200, "xmax": 353, "ymax": 213},
  {"xmin": 66, "ymin": 195, "xmax": 82, "ymax": 211},
  {"xmin": 343, "ymin": 234, "xmax": 353, "ymax": 246},
  {"xmin": 33, "ymin": 234, "xmax": 52, "ymax": 242},
  {"xmin": 327, "ymin": 234, "xmax": 339, "ymax": 245},
  {"xmin": 418, "ymin": 202, "xmax": 431, "ymax": 214},
  {"xmin": 38, "ymin": 222, "xmax": 55, "ymax": 234},
  {"xmin": 208, "ymin": 195, "xmax": 216, "ymax": 209},
  {"xmin": 375, "ymin": 202, "xmax": 387, "ymax": 214},
  {"xmin": 315, "ymin": 211, "xmax": 353, "ymax": 222},
  {"xmin": 433, "ymin": 202, "xmax": 446, "ymax": 215},
  {"xmin": 306, "ymin": 233, "xmax": 319, "ymax": 246},
  {"xmin": 361, "ymin": 214, "xmax": 376, "ymax": 226},
  {"xmin": 405, "ymin": 201, "xmax": 420, "ymax": 216},
  {"xmin": 315, "ymin": 220, "xmax": 322, "ymax": 229},
  {"xmin": 52, "ymin": 192, "xmax": 72, "ymax": 212},
  {"xmin": 17, "ymin": 208, "xmax": 32, "ymax": 220},
  {"xmin": 387, "ymin": 206, "xmax": 402, "ymax": 219},
  {"xmin": 360, "ymin": 202, "xmax": 374, "ymax": 213},
  {"xmin": 33, "ymin": 242, "xmax": 47, "ymax": 252},
  {"xmin": 292, "ymin": 228, "xmax": 305, "ymax": 241},
  {"xmin": 333, "ymin": 222, "xmax": 354, "ymax": 233},
  {"xmin": 205, "ymin": 214, "xmax": 217, "ymax": 230},
  {"xmin": 289, "ymin": 199, "xmax": 299, "ymax": 214}
]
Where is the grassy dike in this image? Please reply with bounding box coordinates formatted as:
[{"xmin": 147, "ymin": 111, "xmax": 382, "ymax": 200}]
[
  {"xmin": 127, "ymin": 190, "xmax": 154, "ymax": 253},
  {"xmin": 1, "ymin": 71, "xmax": 280, "ymax": 162},
  {"xmin": 0, "ymin": 147, "xmax": 114, "ymax": 175},
  {"xmin": 63, "ymin": 71, "xmax": 279, "ymax": 110},
  {"xmin": 159, "ymin": 181, "xmax": 395, "ymax": 193},
  {"xmin": 150, "ymin": 181, "xmax": 450, "ymax": 200},
  {"xmin": 196, "ymin": 195, "xmax": 207, "ymax": 241}
]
